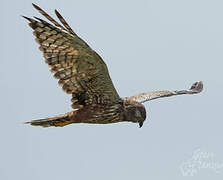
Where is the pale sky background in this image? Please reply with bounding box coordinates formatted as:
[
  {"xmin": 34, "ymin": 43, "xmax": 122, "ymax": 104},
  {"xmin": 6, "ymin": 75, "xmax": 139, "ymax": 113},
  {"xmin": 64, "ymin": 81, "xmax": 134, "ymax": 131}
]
[{"xmin": 1, "ymin": 0, "xmax": 223, "ymax": 179}]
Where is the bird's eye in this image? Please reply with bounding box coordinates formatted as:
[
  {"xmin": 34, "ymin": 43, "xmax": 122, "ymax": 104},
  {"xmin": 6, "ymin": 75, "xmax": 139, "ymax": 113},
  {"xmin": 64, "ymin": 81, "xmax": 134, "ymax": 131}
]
[{"xmin": 135, "ymin": 109, "xmax": 141, "ymax": 117}]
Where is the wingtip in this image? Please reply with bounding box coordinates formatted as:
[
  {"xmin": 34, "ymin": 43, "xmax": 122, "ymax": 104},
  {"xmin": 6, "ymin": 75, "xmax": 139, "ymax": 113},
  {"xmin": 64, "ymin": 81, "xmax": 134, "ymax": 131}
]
[
  {"xmin": 190, "ymin": 81, "xmax": 203, "ymax": 93},
  {"xmin": 33, "ymin": 16, "xmax": 40, "ymax": 20},
  {"xmin": 54, "ymin": 9, "xmax": 61, "ymax": 17},
  {"xmin": 32, "ymin": 3, "xmax": 40, "ymax": 10},
  {"xmin": 22, "ymin": 15, "xmax": 32, "ymax": 22}
]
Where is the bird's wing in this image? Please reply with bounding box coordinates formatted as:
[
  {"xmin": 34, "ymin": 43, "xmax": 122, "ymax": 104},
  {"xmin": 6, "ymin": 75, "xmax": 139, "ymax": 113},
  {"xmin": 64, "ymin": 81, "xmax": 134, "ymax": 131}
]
[
  {"xmin": 24, "ymin": 4, "xmax": 121, "ymax": 109},
  {"xmin": 124, "ymin": 81, "xmax": 203, "ymax": 103}
]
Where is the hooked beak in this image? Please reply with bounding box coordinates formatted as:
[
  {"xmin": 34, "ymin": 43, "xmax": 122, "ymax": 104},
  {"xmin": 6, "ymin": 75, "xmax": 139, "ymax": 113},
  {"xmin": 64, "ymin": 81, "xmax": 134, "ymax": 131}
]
[{"xmin": 139, "ymin": 121, "xmax": 144, "ymax": 128}]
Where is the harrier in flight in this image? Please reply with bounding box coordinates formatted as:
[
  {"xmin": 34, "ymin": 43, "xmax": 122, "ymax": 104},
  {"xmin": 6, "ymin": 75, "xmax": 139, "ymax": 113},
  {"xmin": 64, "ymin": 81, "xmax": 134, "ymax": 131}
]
[{"xmin": 24, "ymin": 4, "xmax": 203, "ymax": 128}]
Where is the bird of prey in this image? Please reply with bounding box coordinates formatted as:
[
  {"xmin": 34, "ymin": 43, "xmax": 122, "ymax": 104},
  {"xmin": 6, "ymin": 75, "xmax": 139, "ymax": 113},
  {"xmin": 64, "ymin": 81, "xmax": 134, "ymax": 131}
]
[{"xmin": 24, "ymin": 4, "xmax": 203, "ymax": 128}]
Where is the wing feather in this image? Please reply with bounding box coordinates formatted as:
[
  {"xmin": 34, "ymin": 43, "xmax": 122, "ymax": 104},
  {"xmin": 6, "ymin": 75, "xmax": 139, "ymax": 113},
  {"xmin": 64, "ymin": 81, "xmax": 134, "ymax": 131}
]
[
  {"xmin": 23, "ymin": 5, "xmax": 121, "ymax": 109},
  {"xmin": 55, "ymin": 9, "xmax": 77, "ymax": 36},
  {"xmin": 125, "ymin": 81, "xmax": 203, "ymax": 103},
  {"xmin": 32, "ymin": 3, "xmax": 68, "ymax": 33}
]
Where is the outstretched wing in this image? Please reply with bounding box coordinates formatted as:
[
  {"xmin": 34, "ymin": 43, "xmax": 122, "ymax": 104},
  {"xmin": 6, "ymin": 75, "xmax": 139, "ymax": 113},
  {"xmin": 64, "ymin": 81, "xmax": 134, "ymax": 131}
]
[
  {"xmin": 124, "ymin": 81, "xmax": 203, "ymax": 103},
  {"xmin": 23, "ymin": 4, "xmax": 121, "ymax": 109}
]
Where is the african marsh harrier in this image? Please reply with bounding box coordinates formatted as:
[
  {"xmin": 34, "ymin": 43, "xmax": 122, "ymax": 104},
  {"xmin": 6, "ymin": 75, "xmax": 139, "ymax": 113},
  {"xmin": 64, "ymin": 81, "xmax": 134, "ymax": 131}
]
[{"xmin": 24, "ymin": 4, "xmax": 203, "ymax": 128}]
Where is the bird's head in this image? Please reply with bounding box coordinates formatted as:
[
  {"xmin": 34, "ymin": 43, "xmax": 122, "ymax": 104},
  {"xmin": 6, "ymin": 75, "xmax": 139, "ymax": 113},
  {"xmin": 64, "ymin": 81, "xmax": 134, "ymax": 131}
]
[{"xmin": 123, "ymin": 100, "xmax": 146, "ymax": 128}]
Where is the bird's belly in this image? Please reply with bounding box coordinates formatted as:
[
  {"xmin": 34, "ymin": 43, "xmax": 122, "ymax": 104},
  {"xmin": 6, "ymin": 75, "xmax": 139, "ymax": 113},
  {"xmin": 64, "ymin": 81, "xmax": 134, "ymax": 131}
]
[
  {"xmin": 81, "ymin": 116, "xmax": 122, "ymax": 124},
  {"xmin": 73, "ymin": 104, "xmax": 124, "ymax": 124}
]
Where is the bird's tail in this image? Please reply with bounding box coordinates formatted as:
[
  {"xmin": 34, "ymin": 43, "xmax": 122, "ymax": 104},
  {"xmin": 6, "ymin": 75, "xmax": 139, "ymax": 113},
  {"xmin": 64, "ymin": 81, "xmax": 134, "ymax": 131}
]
[{"xmin": 25, "ymin": 112, "xmax": 74, "ymax": 127}]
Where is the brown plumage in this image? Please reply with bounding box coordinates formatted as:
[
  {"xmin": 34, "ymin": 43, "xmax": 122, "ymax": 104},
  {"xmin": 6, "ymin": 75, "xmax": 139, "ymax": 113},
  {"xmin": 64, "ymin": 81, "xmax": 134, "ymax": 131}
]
[{"xmin": 24, "ymin": 4, "xmax": 203, "ymax": 128}]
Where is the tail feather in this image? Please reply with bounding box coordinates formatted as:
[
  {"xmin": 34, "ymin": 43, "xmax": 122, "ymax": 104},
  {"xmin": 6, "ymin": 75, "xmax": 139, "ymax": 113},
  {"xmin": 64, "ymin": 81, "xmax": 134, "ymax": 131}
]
[{"xmin": 25, "ymin": 112, "xmax": 73, "ymax": 127}]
